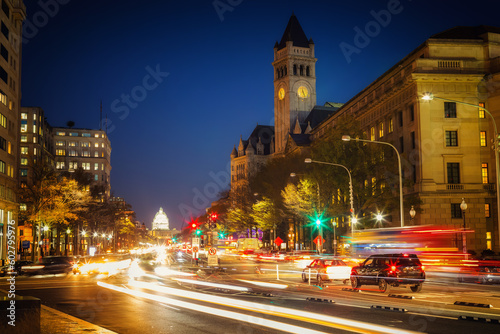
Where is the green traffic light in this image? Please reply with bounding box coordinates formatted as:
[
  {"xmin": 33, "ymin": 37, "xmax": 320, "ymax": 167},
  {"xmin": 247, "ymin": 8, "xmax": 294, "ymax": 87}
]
[{"xmin": 195, "ymin": 229, "xmax": 202, "ymax": 236}]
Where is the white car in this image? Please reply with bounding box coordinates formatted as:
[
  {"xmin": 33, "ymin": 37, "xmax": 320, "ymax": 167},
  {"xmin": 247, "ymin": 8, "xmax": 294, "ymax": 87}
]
[{"xmin": 302, "ymin": 258, "xmax": 351, "ymax": 284}]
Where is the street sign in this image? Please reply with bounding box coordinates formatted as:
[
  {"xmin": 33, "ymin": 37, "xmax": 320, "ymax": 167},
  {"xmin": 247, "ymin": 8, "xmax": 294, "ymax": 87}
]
[
  {"xmin": 274, "ymin": 237, "xmax": 283, "ymax": 246},
  {"xmin": 208, "ymin": 255, "xmax": 218, "ymax": 266},
  {"xmin": 22, "ymin": 240, "xmax": 30, "ymax": 249},
  {"xmin": 192, "ymin": 246, "xmax": 199, "ymax": 253},
  {"xmin": 208, "ymin": 247, "xmax": 217, "ymax": 256},
  {"xmin": 192, "ymin": 237, "xmax": 200, "ymax": 246}
]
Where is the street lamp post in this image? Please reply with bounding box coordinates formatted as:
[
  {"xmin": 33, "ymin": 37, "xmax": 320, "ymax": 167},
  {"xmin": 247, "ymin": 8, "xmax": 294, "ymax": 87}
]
[
  {"xmin": 422, "ymin": 93, "xmax": 500, "ymax": 250},
  {"xmin": 305, "ymin": 158, "xmax": 357, "ymax": 234},
  {"xmin": 460, "ymin": 198, "xmax": 468, "ymax": 259},
  {"xmin": 410, "ymin": 205, "xmax": 416, "ymax": 225},
  {"xmin": 315, "ymin": 219, "xmax": 322, "ymax": 255},
  {"xmin": 342, "ymin": 135, "xmax": 404, "ymax": 227}
]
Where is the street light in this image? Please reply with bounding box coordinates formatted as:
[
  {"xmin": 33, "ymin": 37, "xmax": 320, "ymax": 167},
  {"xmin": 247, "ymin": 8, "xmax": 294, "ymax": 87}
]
[
  {"xmin": 305, "ymin": 159, "xmax": 357, "ymax": 235},
  {"xmin": 342, "ymin": 135, "xmax": 404, "ymax": 227},
  {"xmin": 410, "ymin": 205, "xmax": 416, "ymax": 225},
  {"xmin": 315, "ymin": 218, "xmax": 322, "ymax": 255},
  {"xmin": 460, "ymin": 198, "xmax": 468, "ymax": 258},
  {"xmin": 422, "ymin": 93, "xmax": 500, "ymax": 249}
]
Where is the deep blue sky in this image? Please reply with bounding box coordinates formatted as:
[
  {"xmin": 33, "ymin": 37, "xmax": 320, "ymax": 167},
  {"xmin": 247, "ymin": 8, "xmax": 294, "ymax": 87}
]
[{"xmin": 20, "ymin": 0, "xmax": 500, "ymax": 229}]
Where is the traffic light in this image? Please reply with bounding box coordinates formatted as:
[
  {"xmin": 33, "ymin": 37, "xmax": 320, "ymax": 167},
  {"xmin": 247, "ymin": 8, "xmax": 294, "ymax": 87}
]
[{"xmin": 195, "ymin": 229, "xmax": 202, "ymax": 236}]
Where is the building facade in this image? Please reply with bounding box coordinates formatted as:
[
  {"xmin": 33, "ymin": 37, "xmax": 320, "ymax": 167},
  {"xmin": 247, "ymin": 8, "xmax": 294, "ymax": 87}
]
[
  {"xmin": 230, "ymin": 17, "xmax": 500, "ymax": 253},
  {"xmin": 0, "ymin": 0, "xmax": 24, "ymax": 265}
]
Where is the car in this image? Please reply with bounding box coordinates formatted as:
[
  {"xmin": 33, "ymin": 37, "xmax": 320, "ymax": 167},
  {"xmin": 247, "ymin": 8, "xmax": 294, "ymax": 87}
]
[
  {"xmin": 0, "ymin": 260, "xmax": 33, "ymax": 277},
  {"xmin": 350, "ymin": 253, "xmax": 425, "ymax": 293},
  {"xmin": 302, "ymin": 258, "xmax": 352, "ymax": 284},
  {"xmin": 458, "ymin": 260, "xmax": 500, "ymax": 284},
  {"xmin": 22, "ymin": 256, "xmax": 75, "ymax": 276}
]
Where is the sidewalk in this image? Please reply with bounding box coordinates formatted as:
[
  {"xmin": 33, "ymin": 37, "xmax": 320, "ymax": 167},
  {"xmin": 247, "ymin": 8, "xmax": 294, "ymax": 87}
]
[{"xmin": 41, "ymin": 305, "xmax": 117, "ymax": 334}]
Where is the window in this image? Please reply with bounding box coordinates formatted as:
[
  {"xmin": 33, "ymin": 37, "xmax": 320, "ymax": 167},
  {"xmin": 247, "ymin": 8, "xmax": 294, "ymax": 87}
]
[
  {"xmin": 379, "ymin": 122, "xmax": 384, "ymax": 137},
  {"xmin": 479, "ymin": 102, "xmax": 485, "ymax": 119},
  {"xmin": 69, "ymin": 132, "xmax": 79, "ymax": 137},
  {"xmin": 94, "ymin": 151, "xmax": 99, "ymax": 157},
  {"xmin": 0, "ymin": 64, "xmax": 6, "ymax": 84},
  {"xmin": 21, "ymin": 146, "xmax": 28, "ymax": 155},
  {"xmin": 69, "ymin": 162, "xmax": 78, "ymax": 170},
  {"xmin": 21, "ymin": 135, "xmax": 27, "ymax": 142},
  {"xmin": 444, "ymin": 102, "xmax": 456, "ymax": 118},
  {"xmin": 411, "ymin": 131, "xmax": 415, "ymax": 149},
  {"xmin": 388, "ymin": 118, "xmax": 393, "ymax": 133},
  {"xmin": 94, "ymin": 143, "xmax": 99, "ymax": 148},
  {"xmin": 82, "ymin": 133, "xmax": 91, "ymax": 137},
  {"xmin": 399, "ymin": 136, "xmax": 404, "ymax": 153},
  {"xmin": 56, "ymin": 149, "xmax": 65, "ymax": 156},
  {"xmin": 0, "ymin": 112, "xmax": 6, "ymax": 128},
  {"xmin": 68, "ymin": 150, "xmax": 77, "ymax": 157},
  {"xmin": 1, "ymin": 21, "xmax": 8, "ymax": 39},
  {"xmin": 485, "ymin": 204, "xmax": 491, "ymax": 218},
  {"xmin": 480, "ymin": 131, "xmax": 487, "ymax": 147},
  {"xmin": 95, "ymin": 174, "xmax": 99, "ymax": 181},
  {"xmin": 451, "ymin": 203, "xmax": 462, "ymax": 218},
  {"xmin": 409, "ymin": 104, "xmax": 414, "ymax": 122},
  {"xmin": 398, "ymin": 111, "xmax": 403, "ymax": 127},
  {"xmin": 371, "ymin": 177, "xmax": 376, "ymax": 195},
  {"xmin": 20, "ymin": 169, "xmax": 28, "ymax": 177},
  {"xmin": 56, "ymin": 131, "xmax": 65, "ymax": 136},
  {"xmin": 293, "ymin": 64, "xmax": 297, "ymax": 75},
  {"xmin": 0, "ymin": 89, "xmax": 6, "ymax": 106},
  {"xmin": 0, "ymin": 136, "xmax": 5, "ymax": 151},
  {"xmin": 482, "ymin": 163, "xmax": 488, "ymax": 184},
  {"xmin": 82, "ymin": 162, "xmax": 90, "ymax": 170},
  {"xmin": 0, "ymin": 44, "xmax": 7, "ymax": 61},
  {"xmin": 21, "ymin": 113, "xmax": 27, "ymax": 119},
  {"xmin": 81, "ymin": 142, "xmax": 90, "ymax": 148},
  {"xmin": 2, "ymin": 1, "xmax": 10, "ymax": 17},
  {"xmin": 445, "ymin": 131, "xmax": 458, "ymax": 147},
  {"xmin": 56, "ymin": 141, "xmax": 65, "ymax": 146},
  {"xmin": 20, "ymin": 120, "xmax": 27, "ymax": 132},
  {"xmin": 447, "ymin": 163, "xmax": 460, "ymax": 184},
  {"xmin": 69, "ymin": 141, "xmax": 77, "ymax": 147},
  {"xmin": 370, "ymin": 127, "xmax": 375, "ymax": 141},
  {"xmin": 20, "ymin": 158, "xmax": 27, "ymax": 166},
  {"xmin": 82, "ymin": 150, "xmax": 90, "ymax": 157},
  {"xmin": 56, "ymin": 161, "xmax": 65, "ymax": 170},
  {"xmin": 94, "ymin": 163, "xmax": 99, "ymax": 170}
]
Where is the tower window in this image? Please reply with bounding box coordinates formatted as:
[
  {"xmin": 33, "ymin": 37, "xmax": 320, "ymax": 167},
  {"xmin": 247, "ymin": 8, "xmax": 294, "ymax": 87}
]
[
  {"xmin": 300, "ymin": 65, "xmax": 304, "ymax": 76},
  {"xmin": 284, "ymin": 66, "xmax": 287, "ymax": 76},
  {"xmin": 293, "ymin": 64, "xmax": 297, "ymax": 75},
  {"xmin": 306, "ymin": 66, "xmax": 310, "ymax": 76}
]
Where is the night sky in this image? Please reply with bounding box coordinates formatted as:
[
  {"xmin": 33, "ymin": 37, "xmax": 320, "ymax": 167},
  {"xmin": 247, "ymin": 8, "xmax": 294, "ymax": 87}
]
[{"xmin": 20, "ymin": 0, "xmax": 500, "ymax": 229}]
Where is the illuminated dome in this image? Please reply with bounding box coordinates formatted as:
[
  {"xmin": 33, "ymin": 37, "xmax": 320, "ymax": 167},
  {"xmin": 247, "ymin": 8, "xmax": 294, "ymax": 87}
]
[{"xmin": 152, "ymin": 207, "xmax": 169, "ymax": 230}]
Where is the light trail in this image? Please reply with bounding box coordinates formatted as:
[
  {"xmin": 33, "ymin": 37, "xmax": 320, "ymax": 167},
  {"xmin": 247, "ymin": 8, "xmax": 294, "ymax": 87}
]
[
  {"xmin": 172, "ymin": 278, "xmax": 250, "ymax": 292},
  {"xmin": 237, "ymin": 280, "xmax": 288, "ymax": 289},
  {"xmin": 98, "ymin": 280, "xmax": 424, "ymax": 334}
]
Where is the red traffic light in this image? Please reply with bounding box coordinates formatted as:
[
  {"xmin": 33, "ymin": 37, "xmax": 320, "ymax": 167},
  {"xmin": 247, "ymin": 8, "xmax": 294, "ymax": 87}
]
[{"xmin": 210, "ymin": 213, "xmax": 218, "ymax": 220}]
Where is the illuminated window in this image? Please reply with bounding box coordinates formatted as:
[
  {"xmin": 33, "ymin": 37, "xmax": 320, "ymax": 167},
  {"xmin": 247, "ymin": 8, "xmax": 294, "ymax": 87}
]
[
  {"xmin": 82, "ymin": 133, "xmax": 91, "ymax": 137},
  {"xmin": 56, "ymin": 149, "xmax": 65, "ymax": 156},
  {"xmin": 82, "ymin": 162, "xmax": 90, "ymax": 170},
  {"xmin": 21, "ymin": 112, "xmax": 27, "ymax": 119},
  {"xmin": 81, "ymin": 142, "xmax": 90, "ymax": 148},
  {"xmin": 379, "ymin": 122, "xmax": 384, "ymax": 137},
  {"xmin": 95, "ymin": 134, "xmax": 99, "ymax": 138},
  {"xmin": 480, "ymin": 131, "xmax": 487, "ymax": 147},
  {"xmin": 7, "ymin": 141, "xmax": 10, "ymax": 154},
  {"xmin": 20, "ymin": 120, "xmax": 27, "ymax": 132},
  {"xmin": 56, "ymin": 141, "xmax": 65, "ymax": 146},
  {"xmin": 94, "ymin": 151, "xmax": 98, "ymax": 157},
  {"xmin": 69, "ymin": 162, "xmax": 78, "ymax": 170},
  {"xmin": 32, "ymin": 124, "xmax": 37, "ymax": 133},
  {"xmin": 20, "ymin": 203, "xmax": 26, "ymax": 211},
  {"xmin": 68, "ymin": 150, "xmax": 77, "ymax": 157},
  {"xmin": 21, "ymin": 146, "xmax": 28, "ymax": 154},
  {"xmin": 94, "ymin": 142, "xmax": 99, "ymax": 148},
  {"xmin": 485, "ymin": 204, "xmax": 491, "ymax": 218},
  {"xmin": 482, "ymin": 163, "xmax": 488, "ymax": 184},
  {"xmin": 69, "ymin": 132, "xmax": 78, "ymax": 137},
  {"xmin": 445, "ymin": 131, "xmax": 458, "ymax": 146},
  {"xmin": 94, "ymin": 163, "xmax": 99, "ymax": 170},
  {"xmin": 370, "ymin": 127, "xmax": 375, "ymax": 141},
  {"xmin": 56, "ymin": 131, "xmax": 65, "ymax": 136},
  {"xmin": 94, "ymin": 174, "xmax": 98, "ymax": 181},
  {"xmin": 56, "ymin": 161, "xmax": 65, "ymax": 170},
  {"xmin": 21, "ymin": 135, "xmax": 27, "ymax": 142},
  {"xmin": 20, "ymin": 158, "xmax": 27, "ymax": 165},
  {"xmin": 479, "ymin": 102, "xmax": 485, "ymax": 119},
  {"xmin": 82, "ymin": 150, "xmax": 90, "ymax": 157},
  {"xmin": 69, "ymin": 141, "xmax": 77, "ymax": 147},
  {"xmin": 372, "ymin": 177, "xmax": 376, "ymax": 195},
  {"xmin": 388, "ymin": 118, "xmax": 393, "ymax": 133},
  {"xmin": 101, "ymin": 143, "xmax": 105, "ymax": 148},
  {"xmin": 0, "ymin": 112, "xmax": 6, "ymax": 128},
  {"xmin": 0, "ymin": 89, "xmax": 7, "ymax": 106},
  {"xmin": 20, "ymin": 168, "xmax": 28, "ymax": 177}
]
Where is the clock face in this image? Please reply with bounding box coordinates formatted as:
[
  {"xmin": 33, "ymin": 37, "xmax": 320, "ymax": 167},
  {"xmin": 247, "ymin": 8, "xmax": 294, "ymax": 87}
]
[
  {"xmin": 278, "ymin": 88, "xmax": 285, "ymax": 100},
  {"xmin": 298, "ymin": 86, "xmax": 309, "ymax": 99}
]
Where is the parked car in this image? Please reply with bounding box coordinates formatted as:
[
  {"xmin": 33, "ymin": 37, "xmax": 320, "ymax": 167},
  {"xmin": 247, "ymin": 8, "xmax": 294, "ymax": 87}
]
[
  {"xmin": 458, "ymin": 260, "xmax": 500, "ymax": 284},
  {"xmin": 350, "ymin": 253, "xmax": 425, "ymax": 293},
  {"xmin": 302, "ymin": 258, "xmax": 351, "ymax": 284},
  {"xmin": 0, "ymin": 260, "xmax": 33, "ymax": 277},
  {"xmin": 22, "ymin": 256, "xmax": 75, "ymax": 276}
]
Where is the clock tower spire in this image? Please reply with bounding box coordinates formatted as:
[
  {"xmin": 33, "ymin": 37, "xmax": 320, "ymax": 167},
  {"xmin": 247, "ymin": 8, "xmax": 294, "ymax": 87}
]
[{"xmin": 273, "ymin": 14, "xmax": 317, "ymax": 154}]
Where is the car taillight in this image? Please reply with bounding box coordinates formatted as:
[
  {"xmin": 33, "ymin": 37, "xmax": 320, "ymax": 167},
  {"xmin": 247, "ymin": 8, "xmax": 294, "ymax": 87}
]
[
  {"xmin": 391, "ymin": 265, "xmax": 396, "ymax": 271},
  {"xmin": 421, "ymin": 266, "xmax": 425, "ymax": 271}
]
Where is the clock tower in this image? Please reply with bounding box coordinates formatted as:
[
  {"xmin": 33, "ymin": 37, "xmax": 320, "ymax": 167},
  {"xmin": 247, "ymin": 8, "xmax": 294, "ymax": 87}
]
[{"xmin": 273, "ymin": 14, "xmax": 317, "ymax": 153}]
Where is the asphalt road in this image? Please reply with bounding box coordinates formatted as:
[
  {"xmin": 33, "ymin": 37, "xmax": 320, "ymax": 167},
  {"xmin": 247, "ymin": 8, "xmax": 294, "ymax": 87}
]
[{"xmin": 1, "ymin": 258, "xmax": 500, "ymax": 334}]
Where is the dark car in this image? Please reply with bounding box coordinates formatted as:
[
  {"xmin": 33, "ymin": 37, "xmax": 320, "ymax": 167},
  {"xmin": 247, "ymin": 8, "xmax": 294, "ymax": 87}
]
[
  {"xmin": 458, "ymin": 260, "xmax": 500, "ymax": 284},
  {"xmin": 350, "ymin": 253, "xmax": 425, "ymax": 293},
  {"xmin": 0, "ymin": 260, "xmax": 33, "ymax": 277},
  {"xmin": 22, "ymin": 256, "xmax": 75, "ymax": 276}
]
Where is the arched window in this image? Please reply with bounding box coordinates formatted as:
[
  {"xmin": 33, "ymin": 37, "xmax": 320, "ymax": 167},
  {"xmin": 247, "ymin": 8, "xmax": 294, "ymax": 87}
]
[
  {"xmin": 276, "ymin": 68, "xmax": 280, "ymax": 79},
  {"xmin": 306, "ymin": 66, "xmax": 310, "ymax": 76},
  {"xmin": 293, "ymin": 64, "xmax": 297, "ymax": 75},
  {"xmin": 300, "ymin": 65, "xmax": 304, "ymax": 76},
  {"xmin": 284, "ymin": 66, "xmax": 287, "ymax": 76}
]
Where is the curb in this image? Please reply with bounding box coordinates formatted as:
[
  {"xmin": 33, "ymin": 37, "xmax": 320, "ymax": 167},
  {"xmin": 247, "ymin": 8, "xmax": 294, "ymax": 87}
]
[
  {"xmin": 388, "ymin": 294, "xmax": 414, "ymax": 299},
  {"xmin": 41, "ymin": 305, "xmax": 117, "ymax": 333},
  {"xmin": 306, "ymin": 297, "xmax": 334, "ymax": 303}
]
